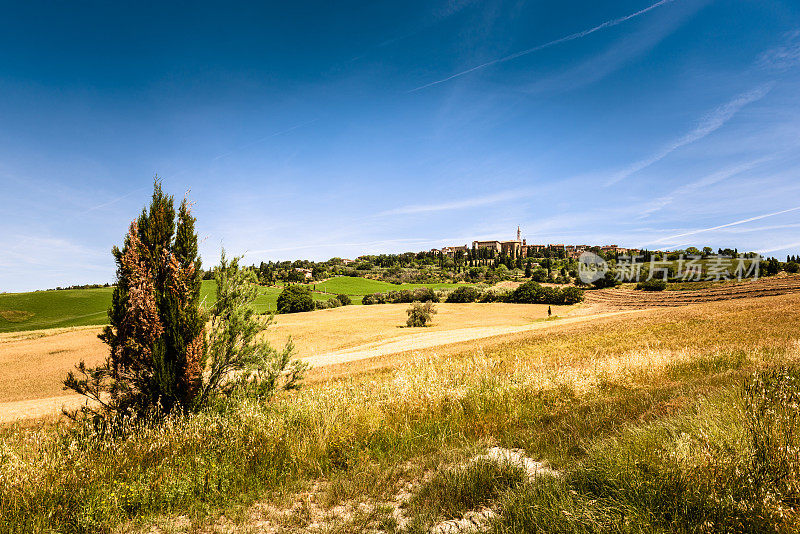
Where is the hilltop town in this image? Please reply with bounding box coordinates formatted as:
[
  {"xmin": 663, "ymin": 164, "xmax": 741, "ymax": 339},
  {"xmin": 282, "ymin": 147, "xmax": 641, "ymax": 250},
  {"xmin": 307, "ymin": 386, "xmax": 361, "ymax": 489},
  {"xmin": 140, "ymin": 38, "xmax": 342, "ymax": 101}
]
[{"xmin": 436, "ymin": 226, "xmax": 641, "ymax": 259}]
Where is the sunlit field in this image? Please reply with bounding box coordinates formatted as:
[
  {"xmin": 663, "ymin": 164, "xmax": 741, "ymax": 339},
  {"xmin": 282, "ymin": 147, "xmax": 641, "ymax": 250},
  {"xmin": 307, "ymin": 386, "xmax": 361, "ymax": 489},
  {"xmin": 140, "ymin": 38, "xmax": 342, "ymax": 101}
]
[
  {"xmin": 0, "ymin": 302, "xmax": 571, "ymax": 410},
  {"xmin": 3, "ymin": 293, "xmax": 799, "ymax": 532}
]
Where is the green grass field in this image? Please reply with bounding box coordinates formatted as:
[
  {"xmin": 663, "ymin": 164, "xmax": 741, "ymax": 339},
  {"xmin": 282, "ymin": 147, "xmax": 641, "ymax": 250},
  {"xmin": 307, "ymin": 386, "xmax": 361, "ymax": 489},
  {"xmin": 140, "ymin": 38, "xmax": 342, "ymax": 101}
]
[
  {"xmin": 311, "ymin": 276, "xmax": 467, "ymax": 296},
  {"xmin": 0, "ymin": 281, "xmax": 282, "ymax": 333},
  {"xmin": 0, "ymin": 287, "xmax": 112, "ymax": 333},
  {"xmin": 0, "ymin": 278, "xmax": 399, "ymax": 333},
  {"xmin": 0, "ymin": 277, "xmax": 472, "ymax": 333}
]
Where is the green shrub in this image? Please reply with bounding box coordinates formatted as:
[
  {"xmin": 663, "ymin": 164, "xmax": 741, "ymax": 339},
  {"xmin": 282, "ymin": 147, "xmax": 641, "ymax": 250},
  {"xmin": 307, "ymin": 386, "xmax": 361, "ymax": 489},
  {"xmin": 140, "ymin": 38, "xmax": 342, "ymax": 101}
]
[
  {"xmin": 559, "ymin": 286, "xmax": 584, "ymax": 305},
  {"xmin": 315, "ymin": 297, "xmax": 342, "ymax": 310},
  {"xmin": 478, "ymin": 288, "xmax": 512, "ymax": 303},
  {"xmin": 636, "ymin": 279, "xmax": 667, "ymax": 291},
  {"xmin": 336, "ymin": 294, "xmax": 352, "ymax": 306},
  {"xmin": 406, "ymin": 301, "xmax": 436, "ymax": 327},
  {"xmin": 592, "ymin": 271, "xmax": 618, "ymax": 289},
  {"xmin": 531, "ymin": 268, "xmax": 548, "ymax": 282},
  {"xmin": 413, "ymin": 287, "xmax": 439, "ymax": 303},
  {"xmin": 446, "ymin": 286, "xmax": 481, "ymax": 303},
  {"xmin": 785, "ymin": 262, "xmax": 800, "ymax": 274},
  {"xmin": 277, "ymin": 285, "xmax": 314, "ymax": 313},
  {"xmin": 361, "ymin": 293, "xmax": 385, "ymax": 305},
  {"xmin": 362, "ymin": 288, "xmax": 440, "ymax": 305},
  {"xmin": 511, "ymin": 281, "xmax": 583, "ymax": 305},
  {"xmin": 202, "ymin": 252, "xmax": 306, "ymax": 404}
]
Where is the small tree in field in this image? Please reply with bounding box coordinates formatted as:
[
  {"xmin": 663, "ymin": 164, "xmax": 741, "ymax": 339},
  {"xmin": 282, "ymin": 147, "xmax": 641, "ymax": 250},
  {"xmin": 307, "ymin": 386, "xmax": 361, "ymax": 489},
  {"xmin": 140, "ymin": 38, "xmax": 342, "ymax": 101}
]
[
  {"xmin": 406, "ymin": 301, "xmax": 437, "ymax": 327},
  {"xmin": 196, "ymin": 251, "xmax": 307, "ymax": 404},
  {"xmin": 277, "ymin": 284, "xmax": 314, "ymax": 313}
]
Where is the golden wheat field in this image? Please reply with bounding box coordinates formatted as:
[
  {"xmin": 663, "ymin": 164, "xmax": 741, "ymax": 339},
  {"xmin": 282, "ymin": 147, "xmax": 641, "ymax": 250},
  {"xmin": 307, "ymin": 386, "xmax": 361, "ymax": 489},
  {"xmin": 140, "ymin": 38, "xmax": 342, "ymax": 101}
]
[
  {"xmin": 4, "ymin": 292, "xmax": 800, "ymax": 533},
  {"xmin": 0, "ymin": 303, "xmax": 571, "ymax": 413}
]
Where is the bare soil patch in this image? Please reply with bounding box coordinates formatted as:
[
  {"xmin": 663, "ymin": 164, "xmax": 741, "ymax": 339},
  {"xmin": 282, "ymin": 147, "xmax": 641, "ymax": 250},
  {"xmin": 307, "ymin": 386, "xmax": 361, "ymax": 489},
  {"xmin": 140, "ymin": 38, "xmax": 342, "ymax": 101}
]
[{"xmin": 0, "ymin": 310, "xmax": 35, "ymax": 322}]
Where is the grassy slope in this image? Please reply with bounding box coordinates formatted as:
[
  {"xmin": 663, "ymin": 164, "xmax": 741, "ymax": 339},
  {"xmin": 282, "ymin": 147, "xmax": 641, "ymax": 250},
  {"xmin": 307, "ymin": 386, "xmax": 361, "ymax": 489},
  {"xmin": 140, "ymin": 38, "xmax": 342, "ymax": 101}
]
[
  {"xmin": 311, "ymin": 276, "xmax": 466, "ymax": 296},
  {"xmin": 0, "ymin": 288, "xmax": 112, "ymax": 333},
  {"xmin": 0, "ymin": 277, "xmax": 463, "ymax": 333},
  {"xmin": 0, "ymin": 280, "xmax": 337, "ymax": 333},
  {"xmin": 2, "ymin": 294, "xmax": 800, "ymax": 532}
]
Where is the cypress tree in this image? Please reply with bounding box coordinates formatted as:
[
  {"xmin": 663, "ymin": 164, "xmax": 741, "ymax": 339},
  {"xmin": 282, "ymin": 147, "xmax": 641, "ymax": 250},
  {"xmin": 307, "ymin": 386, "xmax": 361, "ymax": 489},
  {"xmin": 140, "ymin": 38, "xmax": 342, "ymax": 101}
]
[{"xmin": 65, "ymin": 180, "xmax": 204, "ymax": 417}]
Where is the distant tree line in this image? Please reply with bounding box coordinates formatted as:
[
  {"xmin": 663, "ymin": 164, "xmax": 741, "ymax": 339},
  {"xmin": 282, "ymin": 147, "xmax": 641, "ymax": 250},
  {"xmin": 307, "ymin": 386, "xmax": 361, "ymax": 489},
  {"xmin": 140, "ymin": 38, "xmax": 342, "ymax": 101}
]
[
  {"xmin": 361, "ymin": 282, "xmax": 583, "ymax": 306},
  {"xmin": 47, "ymin": 283, "xmax": 111, "ymax": 291}
]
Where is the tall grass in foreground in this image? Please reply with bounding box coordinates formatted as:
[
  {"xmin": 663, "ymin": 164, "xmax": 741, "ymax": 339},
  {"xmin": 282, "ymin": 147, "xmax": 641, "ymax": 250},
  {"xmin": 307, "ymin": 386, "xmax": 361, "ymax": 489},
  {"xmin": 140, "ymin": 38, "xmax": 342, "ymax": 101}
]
[
  {"xmin": 0, "ymin": 347, "xmax": 789, "ymax": 533},
  {"xmin": 492, "ymin": 369, "xmax": 800, "ymax": 533},
  {"xmin": 2, "ymin": 296, "xmax": 800, "ymax": 533}
]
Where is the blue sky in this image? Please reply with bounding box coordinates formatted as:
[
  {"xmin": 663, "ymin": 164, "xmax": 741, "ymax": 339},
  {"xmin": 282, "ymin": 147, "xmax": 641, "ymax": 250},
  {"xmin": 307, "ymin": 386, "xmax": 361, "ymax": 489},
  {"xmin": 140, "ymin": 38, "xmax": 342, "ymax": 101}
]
[{"xmin": 2, "ymin": 0, "xmax": 800, "ymax": 291}]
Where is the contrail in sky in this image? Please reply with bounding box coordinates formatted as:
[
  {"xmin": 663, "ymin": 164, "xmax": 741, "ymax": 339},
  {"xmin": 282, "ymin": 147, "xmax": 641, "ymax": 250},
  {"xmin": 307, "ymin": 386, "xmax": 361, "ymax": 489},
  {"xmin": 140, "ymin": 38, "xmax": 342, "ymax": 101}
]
[
  {"xmin": 79, "ymin": 185, "xmax": 151, "ymax": 215},
  {"xmin": 650, "ymin": 205, "xmax": 800, "ymax": 245},
  {"xmin": 408, "ymin": 0, "xmax": 677, "ymax": 92},
  {"xmin": 212, "ymin": 118, "xmax": 319, "ymax": 161}
]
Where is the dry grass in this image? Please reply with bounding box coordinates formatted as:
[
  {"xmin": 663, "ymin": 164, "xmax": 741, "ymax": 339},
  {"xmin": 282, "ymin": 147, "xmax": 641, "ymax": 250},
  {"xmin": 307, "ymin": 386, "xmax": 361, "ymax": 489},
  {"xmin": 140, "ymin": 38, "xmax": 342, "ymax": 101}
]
[
  {"xmin": 0, "ymin": 326, "xmax": 106, "ymax": 403},
  {"xmin": 3, "ymin": 293, "xmax": 800, "ymax": 532},
  {"xmin": 0, "ymin": 303, "xmax": 570, "ymax": 412},
  {"xmin": 262, "ymin": 303, "xmax": 569, "ymax": 358}
]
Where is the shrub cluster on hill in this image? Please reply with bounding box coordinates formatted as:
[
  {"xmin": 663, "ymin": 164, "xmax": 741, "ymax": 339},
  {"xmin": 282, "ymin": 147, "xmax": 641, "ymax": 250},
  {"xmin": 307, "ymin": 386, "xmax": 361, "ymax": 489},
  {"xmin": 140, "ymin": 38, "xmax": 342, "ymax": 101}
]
[
  {"xmin": 445, "ymin": 286, "xmax": 481, "ymax": 303},
  {"xmin": 636, "ymin": 279, "xmax": 667, "ymax": 291},
  {"xmin": 314, "ymin": 293, "xmax": 352, "ymax": 310},
  {"xmin": 362, "ymin": 282, "xmax": 583, "ymax": 306},
  {"xmin": 47, "ymin": 283, "xmax": 111, "ymax": 291},
  {"xmin": 510, "ymin": 281, "xmax": 584, "ymax": 305},
  {"xmin": 362, "ymin": 287, "xmax": 440, "ymax": 305}
]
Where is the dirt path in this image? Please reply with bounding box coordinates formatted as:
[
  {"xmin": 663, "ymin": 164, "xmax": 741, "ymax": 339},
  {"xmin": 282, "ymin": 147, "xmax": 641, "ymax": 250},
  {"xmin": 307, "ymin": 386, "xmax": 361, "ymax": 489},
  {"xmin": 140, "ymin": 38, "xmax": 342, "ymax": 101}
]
[
  {"xmin": 0, "ymin": 309, "xmax": 643, "ymax": 422},
  {"xmin": 300, "ymin": 309, "xmax": 644, "ymax": 368},
  {"xmin": 0, "ymin": 394, "xmax": 97, "ymax": 422}
]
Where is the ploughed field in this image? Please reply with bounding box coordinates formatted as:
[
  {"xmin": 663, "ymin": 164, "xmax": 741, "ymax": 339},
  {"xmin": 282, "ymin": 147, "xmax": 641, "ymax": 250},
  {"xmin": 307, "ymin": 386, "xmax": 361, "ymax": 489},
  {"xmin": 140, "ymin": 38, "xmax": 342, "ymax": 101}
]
[{"xmin": 585, "ymin": 273, "xmax": 800, "ymax": 309}]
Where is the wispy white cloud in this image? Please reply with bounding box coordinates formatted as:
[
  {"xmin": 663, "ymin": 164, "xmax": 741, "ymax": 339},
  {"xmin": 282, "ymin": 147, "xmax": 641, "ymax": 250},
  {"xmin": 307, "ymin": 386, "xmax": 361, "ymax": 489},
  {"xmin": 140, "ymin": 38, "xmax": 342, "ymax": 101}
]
[
  {"xmin": 606, "ymin": 84, "xmax": 775, "ymax": 186},
  {"xmin": 409, "ymin": 0, "xmax": 677, "ymax": 92},
  {"xmin": 720, "ymin": 223, "xmax": 800, "ymax": 234},
  {"xmin": 378, "ymin": 189, "xmax": 528, "ymax": 216},
  {"xmin": 525, "ymin": 0, "xmax": 706, "ymax": 96},
  {"xmin": 79, "ymin": 186, "xmax": 151, "ymax": 215},
  {"xmin": 758, "ymin": 241, "xmax": 800, "ymax": 255},
  {"xmin": 757, "ymin": 30, "xmax": 800, "ymax": 71}
]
